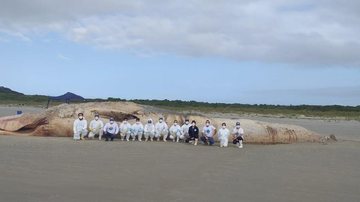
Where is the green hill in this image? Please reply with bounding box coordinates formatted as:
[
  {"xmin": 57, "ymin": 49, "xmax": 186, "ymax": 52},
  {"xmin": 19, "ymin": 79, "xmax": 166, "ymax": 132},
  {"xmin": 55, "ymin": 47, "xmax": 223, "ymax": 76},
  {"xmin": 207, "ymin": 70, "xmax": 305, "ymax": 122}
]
[
  {"xmin": 0, "ymin": 86, "xmax": 24, "ymax": 95},
  {"xmin": 0, "ymin": 86, "xmax": 50, "ymax": 106}
]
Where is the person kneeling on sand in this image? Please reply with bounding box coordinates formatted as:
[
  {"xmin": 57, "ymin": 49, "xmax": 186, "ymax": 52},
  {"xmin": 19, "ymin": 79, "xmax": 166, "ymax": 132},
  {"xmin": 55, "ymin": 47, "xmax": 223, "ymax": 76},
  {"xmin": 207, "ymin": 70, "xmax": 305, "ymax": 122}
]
[
  {"xmin": 73, "ymin": 113, "xmax": 88, "ymax": 141},
  {"xmin": 88, "ymin": 114, "xmax": 104, "ymax": 140},
  {"xmin": 232, "ymin": 122, "xmax": 244, "ymax": 148},
  {"xmin": 103, "ymin": 118, "xmax": 119, "ymax": 142},
  {"xmin": 144, "ymin": 119, "xmax": 155, "ymax": 142},
  {"xmin": 200, "ymin": 120, "xmax": 216, "ymax": 146},
  {"xmin": 155, "ymin": 117, "xmax": 169, "ymax": 142},
  {"xmin": 186, "ymin": 120, "xmax": 199, "ymax": 146},
  {"xmin": 169, "ymin": 120, "xmax": 183, "ymax": 142},
  {"xmin": 181, "ymin": 119, "xmax": 191, "ymax": 140},
  {"xmin": 218, "ymin": 123, "xmax": 230, "ymax": 148},
  {"xmin": 132, "ymin": 118, "xmax": 144, "ymax": 141},
  {"xmin": 120, "ymin": 118, "xmax": 132, "ymax": 141}
]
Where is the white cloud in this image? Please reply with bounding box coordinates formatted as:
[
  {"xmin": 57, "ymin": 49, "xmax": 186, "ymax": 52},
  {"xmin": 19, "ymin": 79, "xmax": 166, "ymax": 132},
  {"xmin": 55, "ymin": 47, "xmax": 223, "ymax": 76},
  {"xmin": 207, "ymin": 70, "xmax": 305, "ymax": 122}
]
[
  {"xmin": 57, "ymin": 53, "xmax": 71, "ymax": 61},
  {"xmin": 0, "ymin": 29, "xmax": 31, "ymax": 42},
  {"xmin": 1, "ymin": 0, "xmax": 360, "ymax": 66}
]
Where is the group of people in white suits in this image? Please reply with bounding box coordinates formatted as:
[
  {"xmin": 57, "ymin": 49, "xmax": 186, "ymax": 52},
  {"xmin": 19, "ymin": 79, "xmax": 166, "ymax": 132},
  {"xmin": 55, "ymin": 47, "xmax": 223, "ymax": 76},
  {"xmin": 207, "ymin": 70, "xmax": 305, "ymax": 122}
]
[{"xmin": 73, "ymin": 113, "xmax": 244, "ymax": 148}]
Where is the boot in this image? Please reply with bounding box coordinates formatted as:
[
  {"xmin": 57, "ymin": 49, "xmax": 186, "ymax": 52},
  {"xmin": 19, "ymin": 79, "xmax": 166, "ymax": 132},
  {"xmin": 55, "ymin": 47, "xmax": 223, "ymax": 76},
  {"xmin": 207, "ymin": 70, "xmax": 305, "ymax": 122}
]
[
  {"xmin": 194, "ymin": 139, "xmax": 198, "ymax": 146},
  {"xmin": 239, "ymin": 140, "xmax": 243, "ymax": 148}
]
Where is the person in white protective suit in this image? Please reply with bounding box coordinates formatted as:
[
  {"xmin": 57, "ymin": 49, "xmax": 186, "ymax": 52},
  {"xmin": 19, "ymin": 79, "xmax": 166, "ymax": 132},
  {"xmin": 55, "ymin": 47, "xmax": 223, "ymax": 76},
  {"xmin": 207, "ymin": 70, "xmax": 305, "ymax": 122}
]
[
  {"xmin": 181, "ymin": 119, "xmax": 191, "ymax": 141},
  {"xmin": 217, "ymin": 122, "xmax": 230, "ymax": 148},
  {"xmin": 131, "ymin": 118, "xmax": 144, "ymax": 141},
  {"xmin": 169, "ymin": 120, "xmax": 183, "ymax": 142},
  {"xmin": 88, "ymin": 114, "xmax": 104, "ymax": 140},
  {"xmin": 155, "ymin": 117, "xmax": 169, "ymax": 142},
  {"xmin": 73, "ymin": 113, "xmax": 88, "ymax": 141},
  {"xmin": 232, "ymin": 122, "xmax": 244, "ymax": 148},
  {"xmin": 144, "ymin": 119, "xmax": 155, "ymax": 142},
  {"xmin": 120, "ymin": 118, "xmax": 132, "ymax": 141}
]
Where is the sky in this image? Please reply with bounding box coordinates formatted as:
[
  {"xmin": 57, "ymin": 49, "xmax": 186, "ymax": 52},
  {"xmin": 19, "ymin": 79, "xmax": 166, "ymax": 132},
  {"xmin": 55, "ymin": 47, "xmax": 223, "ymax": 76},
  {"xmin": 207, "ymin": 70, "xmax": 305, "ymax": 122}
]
[{"xmin": 1, "ymin": 0, "xmax": 360, "ymax": 106}]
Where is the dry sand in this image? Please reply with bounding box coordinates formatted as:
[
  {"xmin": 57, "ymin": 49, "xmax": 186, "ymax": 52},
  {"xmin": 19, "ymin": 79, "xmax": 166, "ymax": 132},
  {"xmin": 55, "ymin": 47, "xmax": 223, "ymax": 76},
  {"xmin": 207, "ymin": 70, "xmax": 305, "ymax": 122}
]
[{"xmin": 0, "ymin": 135, "xmax": 359, "ymax": 202}]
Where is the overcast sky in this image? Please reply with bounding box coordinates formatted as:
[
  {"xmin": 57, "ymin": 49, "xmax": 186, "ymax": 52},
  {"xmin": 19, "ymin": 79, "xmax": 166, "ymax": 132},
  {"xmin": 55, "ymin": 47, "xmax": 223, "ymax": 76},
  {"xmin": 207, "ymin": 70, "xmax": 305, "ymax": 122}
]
[{"xmin": 1, "ymin": 0, "xmax": 359, "ymax": 105}]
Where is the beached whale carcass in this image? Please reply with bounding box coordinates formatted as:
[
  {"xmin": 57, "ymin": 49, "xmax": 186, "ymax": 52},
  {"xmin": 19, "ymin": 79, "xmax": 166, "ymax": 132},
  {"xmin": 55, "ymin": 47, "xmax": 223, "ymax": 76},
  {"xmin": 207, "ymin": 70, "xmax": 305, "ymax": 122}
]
[{"xmin": 0, "ymin": 102, "xmax": 323, "ymax": 144}]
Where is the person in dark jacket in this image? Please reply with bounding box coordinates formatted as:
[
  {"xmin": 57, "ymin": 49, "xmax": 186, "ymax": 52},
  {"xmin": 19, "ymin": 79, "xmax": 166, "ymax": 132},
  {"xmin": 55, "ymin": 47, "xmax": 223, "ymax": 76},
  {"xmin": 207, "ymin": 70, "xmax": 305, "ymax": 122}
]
[{"xmin": 186, "ymin": 120, "xmax": 199, "ymax": 146}]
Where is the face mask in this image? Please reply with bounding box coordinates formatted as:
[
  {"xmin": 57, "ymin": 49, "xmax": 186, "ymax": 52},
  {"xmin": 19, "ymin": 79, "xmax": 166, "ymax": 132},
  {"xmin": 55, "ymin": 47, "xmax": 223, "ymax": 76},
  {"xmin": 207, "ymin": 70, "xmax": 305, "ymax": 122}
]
[
  {"xmin": 95, "ymin": 117, "xmax": 99, "ymax": 121},
  {"xmin": 236, "ymin": 126, "xmax": 240, "ymax": 129},
  {"xmin": 222, "ymin": 126, "xmax": 226, "ymax": 129},
  {"xmin": 110, "ymin": 121, "xmax": 114, "ymax": 124},
  {"xmin": 174, "ymin": 123, "xmax": 178, "ymax": 126},
  {"xmin": 185, "ymin": 122, "xmax": 189, "ymax": 125},
  {"xmin": 159, "ymin": 120, "xmax": 163, "ymax": 123},
  {"xmin": 79, "ymin": 116, "xmax": 83, "ymax": 120},
  {"xmin": 148, "ymin": 121, "xmax": 152, "ymax": 124},
  {"xmin": 206, "ymin": 123, "xmax": 210, "ymax": 127}
]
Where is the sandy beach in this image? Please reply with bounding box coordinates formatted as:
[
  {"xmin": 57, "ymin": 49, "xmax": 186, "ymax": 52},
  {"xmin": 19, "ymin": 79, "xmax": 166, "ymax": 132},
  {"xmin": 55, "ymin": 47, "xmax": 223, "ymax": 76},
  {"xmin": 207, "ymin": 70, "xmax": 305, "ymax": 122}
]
[
  {"xmin": 1, "ymin": 106, "xmax": 359, "ymax": 202},
  {"xmin": 1, "ymin": 105, "xmax": 359, "ymax": 141},
  {"xmin": 0, "ymin": 135, "xmax": 359, "ymax": 202}
]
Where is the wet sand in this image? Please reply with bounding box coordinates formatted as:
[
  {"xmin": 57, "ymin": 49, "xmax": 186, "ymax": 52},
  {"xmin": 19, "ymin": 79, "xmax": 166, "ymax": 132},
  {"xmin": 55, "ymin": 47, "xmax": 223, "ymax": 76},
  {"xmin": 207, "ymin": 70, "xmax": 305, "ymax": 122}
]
[
  {"xmin": 1, "ymin": 106, "xmax": 359, "ymax": 201},
  {"xmin": 0, "ymin": 135, "xmax": 359, "ymax": 202}
]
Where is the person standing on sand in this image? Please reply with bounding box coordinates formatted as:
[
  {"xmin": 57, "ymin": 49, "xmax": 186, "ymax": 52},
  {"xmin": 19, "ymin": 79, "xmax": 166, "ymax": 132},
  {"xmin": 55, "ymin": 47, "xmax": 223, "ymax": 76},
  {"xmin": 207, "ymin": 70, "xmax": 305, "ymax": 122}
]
[
  {"xmin": 218, "ymin": 123, "xmax": 230, "ymax": 148},
  {"xmin": 73, "ymin": 113, "xmax": 88, "ymax": 141},
  {"xmin": 186, "ymin": 120, "xmax": 199, "ymax": 146},
  {"xmin": 201, "ymin": 120, "xmax": 216, "ymax": 146},
  {"xmin": 131, "ymin": 118, "xmax": 144, "ymax": 141},
  {"xmin": 120, "ymin": 118, "xmax": 132, "ymax": 141},
  {"xmin": 88, "ymin": 114, "xmax": 104, "ymax": 140},
  {"xmin": 103, "ymin": 118, "xmax": 119, "ymax": 141},
  {"xmin": 169, "ymin": 120, "xmax": 183, "ymax": 142},
  {"xmin": 232, "ymin": 122, "xmax": 244, "ymax": 148},
  {"xmin": 144, "ymin": 119, "xmax": 155, "ymax": 141},
  {"xmin": 181, "ymin": 119, "xmax": 191, "ymax": 140},
  {"xmin": 155, "ymin": 117, "xmax": 169, "ymax": 142}
]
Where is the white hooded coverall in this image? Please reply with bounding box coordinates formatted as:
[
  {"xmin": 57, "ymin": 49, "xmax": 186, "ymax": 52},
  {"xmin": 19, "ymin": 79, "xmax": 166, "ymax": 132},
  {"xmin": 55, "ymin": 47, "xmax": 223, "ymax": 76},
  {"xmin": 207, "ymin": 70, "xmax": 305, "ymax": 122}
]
[
  {"xmin": 181, "ymin": 123, "xmax": 191, "ymax": 139},
  {"xmin": 169, "ymin": 124, "xmax": 183, "ymax": 142},
  {"xmin": 89, "ymin": 119, "xmax": 104, "ymax": 140},
  {"xmin": 144, "ymin": 120, "xmax": 155, "ymax": 141},
  {"xmin": 73, "ymin": 119, "xmax": 88, "ymax": 140},
  {"xmin": 120, "ymin": 121, "xmax": 132, "ymax": 141},
  {"xmin": 155, "ymin": 121, "xmax": 169, "ymax": 141},
  {"xmin": 132, "ymin": 122, "xmax": 144, "ymax": 141},
  {"xmin": 218, "ymin": 128, "xmax": 230, "ymax": 147}
]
